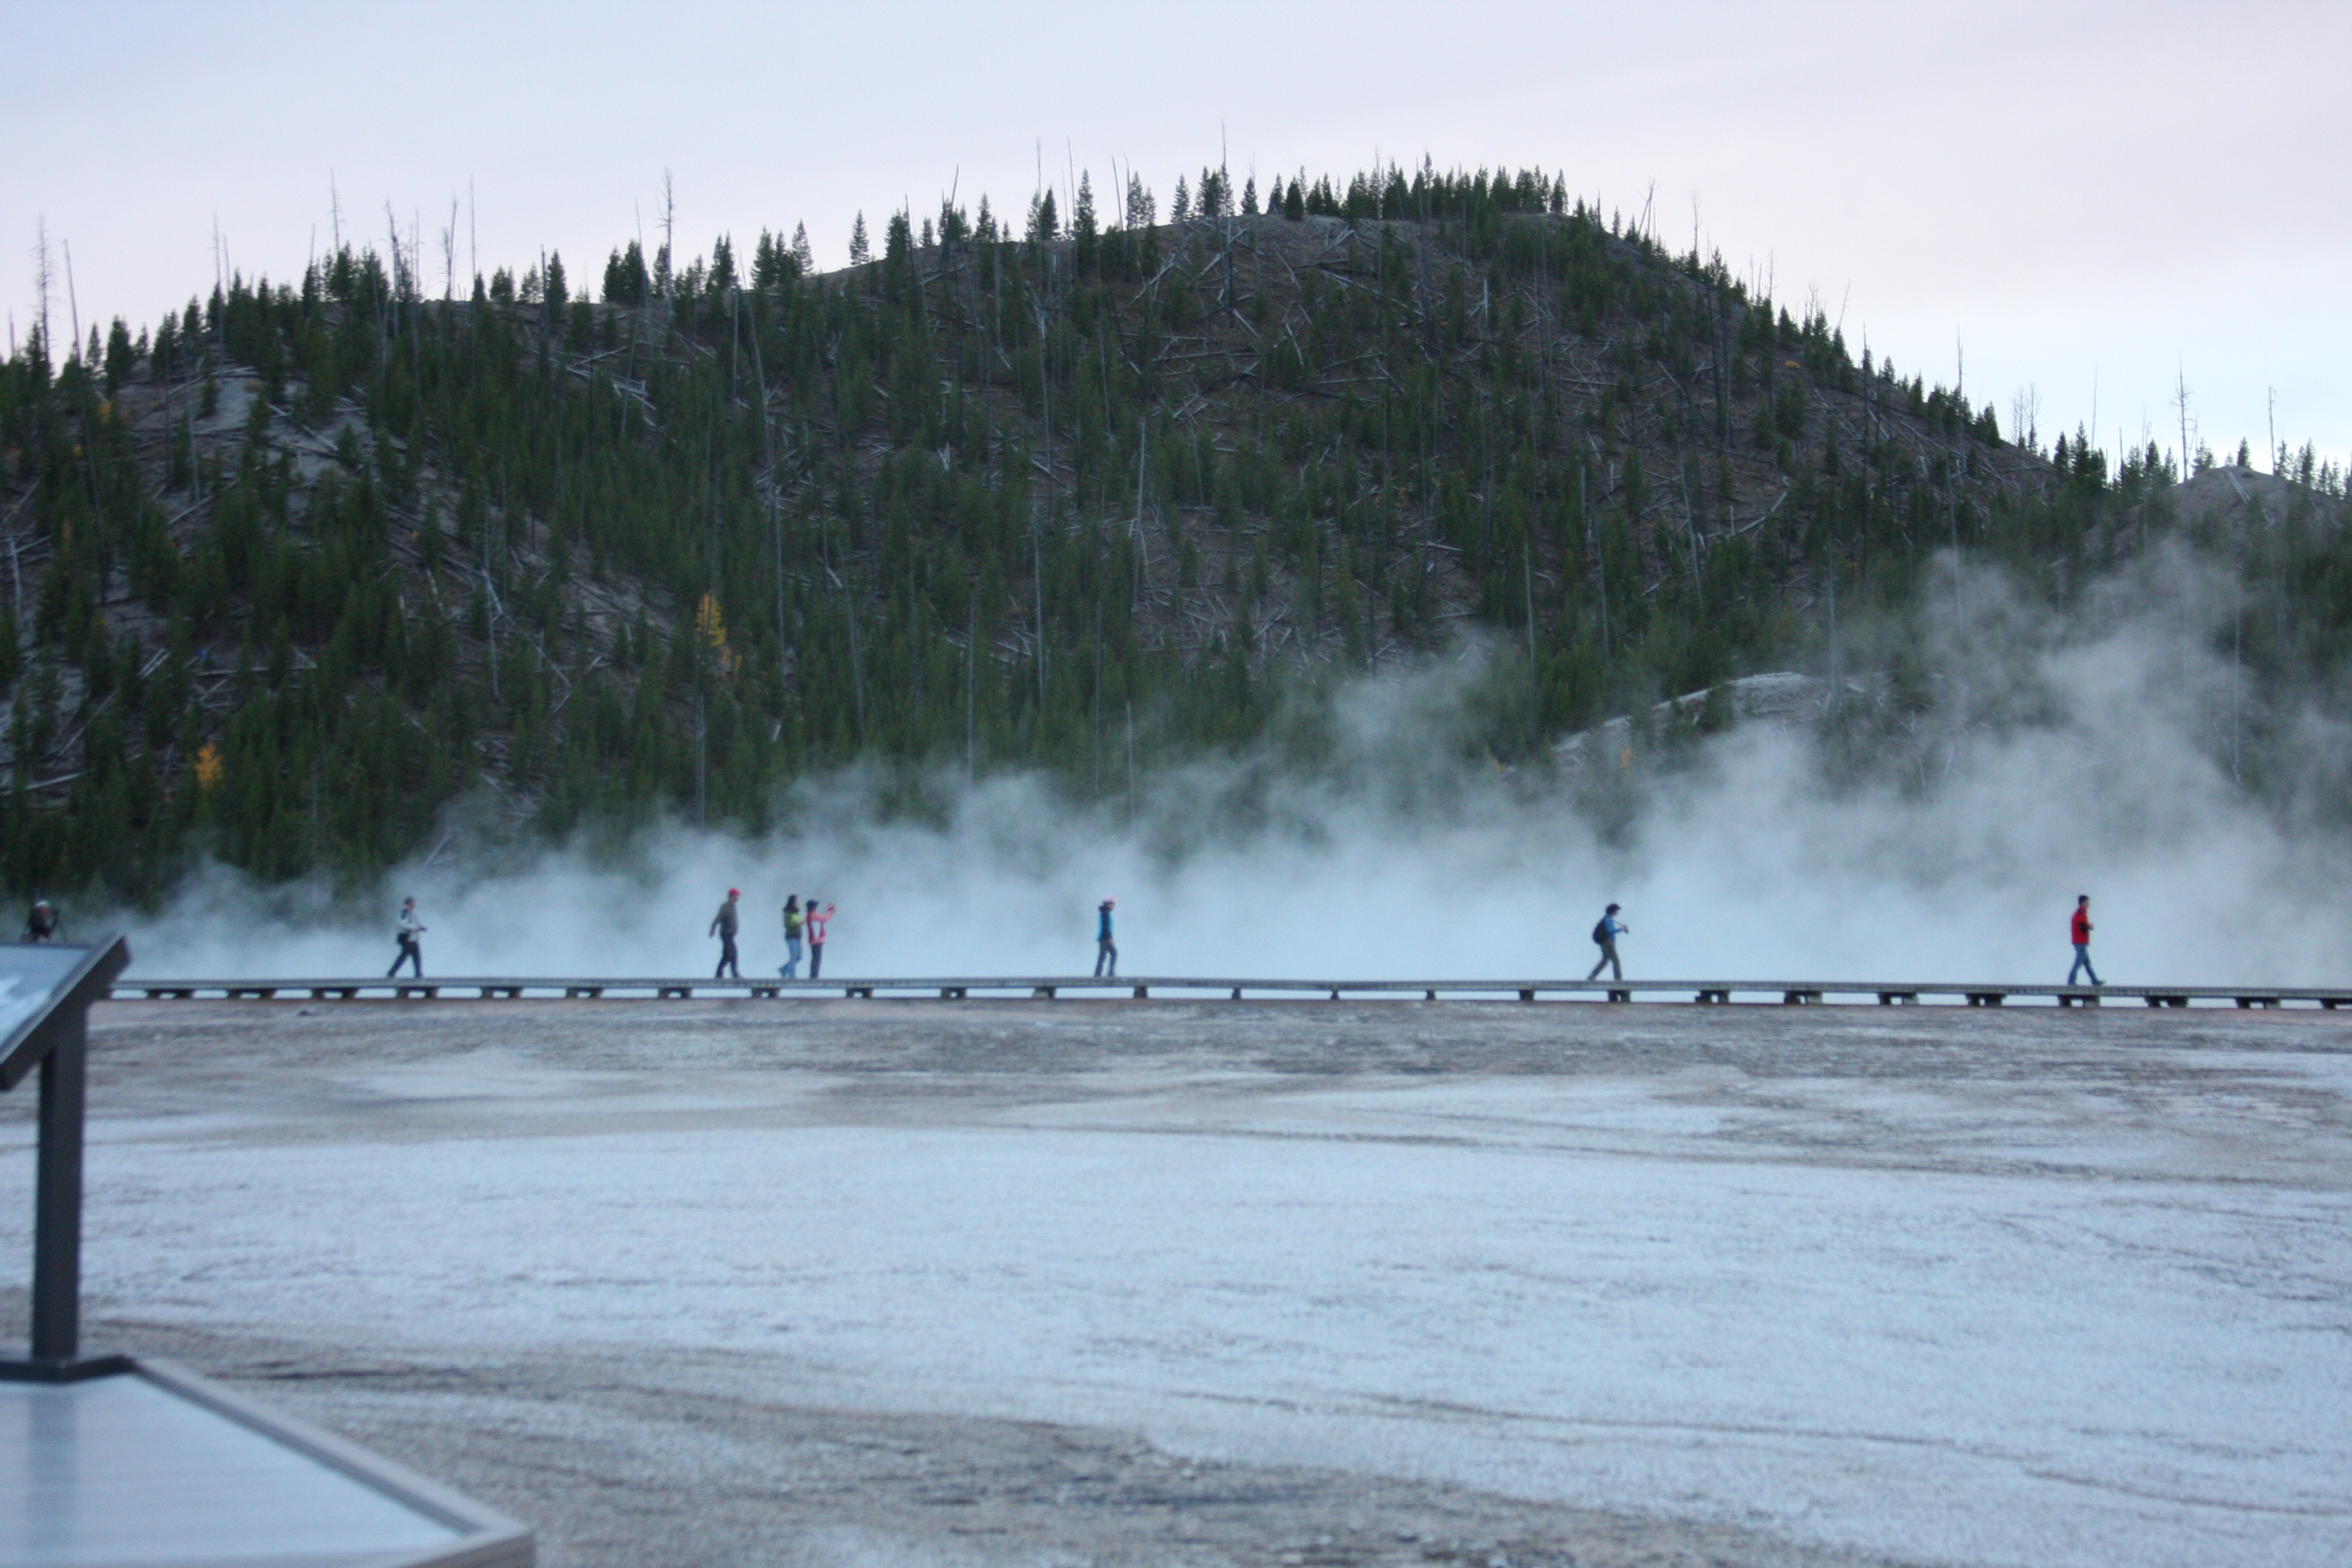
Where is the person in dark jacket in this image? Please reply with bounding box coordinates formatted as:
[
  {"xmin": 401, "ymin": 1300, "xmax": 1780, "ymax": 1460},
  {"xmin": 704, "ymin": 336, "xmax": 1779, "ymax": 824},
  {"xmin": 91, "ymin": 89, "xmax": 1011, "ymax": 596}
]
[
  {"xmin": 23, "ymin": 898, "xmax": 60, "ymax": 942},
  {"xmin": 388, "ymin": 898, "xmax": 425, "ymax": 977},
  {"xmin": 710, "ymin": 889, "xmax": 743, "ymax": 979},
  {"xmin": 2067, "ymin": 895, "xmax": 2102, "ymax": 986},
  {"xmin": 1094, "ymin": 898, "xmax": 1118, "ymax": 977},
  {"xmin": 1586, "ymin": 904, "xmax": 1628, "ymax": 982}
]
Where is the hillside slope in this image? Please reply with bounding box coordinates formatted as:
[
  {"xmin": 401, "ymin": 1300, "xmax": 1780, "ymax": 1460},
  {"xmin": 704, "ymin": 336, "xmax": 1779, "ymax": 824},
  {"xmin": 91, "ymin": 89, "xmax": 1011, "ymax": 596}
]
[{"xmin": 2, "ymin": 163, "xmax": 2339, "ymax": 899}]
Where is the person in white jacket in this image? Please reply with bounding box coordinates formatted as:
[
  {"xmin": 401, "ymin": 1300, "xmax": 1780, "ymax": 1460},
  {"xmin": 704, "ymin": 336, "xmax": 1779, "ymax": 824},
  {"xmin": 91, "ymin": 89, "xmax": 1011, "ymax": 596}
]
[{"xmin": 389, "ymin": 897, "xmax": 426, "ymax": 977}]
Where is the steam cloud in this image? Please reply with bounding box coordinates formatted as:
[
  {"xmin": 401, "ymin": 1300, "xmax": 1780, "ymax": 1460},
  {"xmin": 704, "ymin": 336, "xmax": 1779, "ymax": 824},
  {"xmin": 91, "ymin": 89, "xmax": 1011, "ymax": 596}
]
[{"xmin": 119, "ymin": 550, "xmax": 2352, "ymax": 987}]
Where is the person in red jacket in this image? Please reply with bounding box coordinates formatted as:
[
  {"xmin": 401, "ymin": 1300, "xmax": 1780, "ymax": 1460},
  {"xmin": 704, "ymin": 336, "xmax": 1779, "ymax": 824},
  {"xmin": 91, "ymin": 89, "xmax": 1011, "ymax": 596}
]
[{"xmin": 2067, "ymin": 895, "xmax": 2102, "ymax": 986}]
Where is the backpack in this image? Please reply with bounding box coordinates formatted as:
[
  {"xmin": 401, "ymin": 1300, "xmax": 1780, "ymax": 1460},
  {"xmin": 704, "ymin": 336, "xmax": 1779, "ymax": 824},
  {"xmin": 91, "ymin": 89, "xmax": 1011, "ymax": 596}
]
[{"xmin": 1592, "ymin": 918, "xmax": 1611, "ymax": 945}]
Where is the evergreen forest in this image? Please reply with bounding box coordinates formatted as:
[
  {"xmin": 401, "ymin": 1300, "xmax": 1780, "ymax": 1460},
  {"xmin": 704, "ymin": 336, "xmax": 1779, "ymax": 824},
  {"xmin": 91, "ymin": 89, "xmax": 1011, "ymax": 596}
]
[{"xmin": 4, "ymin": 160, "xmax": 2348, "ymax": 903}]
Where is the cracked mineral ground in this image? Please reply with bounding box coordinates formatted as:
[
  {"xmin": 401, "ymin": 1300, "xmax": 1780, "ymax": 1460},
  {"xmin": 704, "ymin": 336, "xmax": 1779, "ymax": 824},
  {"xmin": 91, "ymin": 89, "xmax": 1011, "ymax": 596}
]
[{"xmin": 5, "ymin": 998, "xmax": 2350, "ymax": 1567}]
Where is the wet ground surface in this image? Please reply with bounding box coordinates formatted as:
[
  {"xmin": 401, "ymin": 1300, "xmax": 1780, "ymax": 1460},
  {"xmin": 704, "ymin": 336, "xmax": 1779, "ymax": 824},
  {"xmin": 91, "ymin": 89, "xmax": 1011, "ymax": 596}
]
[{"xmin": 6, "ymin": 998, "xmax": 2351, "ymax": 1567}]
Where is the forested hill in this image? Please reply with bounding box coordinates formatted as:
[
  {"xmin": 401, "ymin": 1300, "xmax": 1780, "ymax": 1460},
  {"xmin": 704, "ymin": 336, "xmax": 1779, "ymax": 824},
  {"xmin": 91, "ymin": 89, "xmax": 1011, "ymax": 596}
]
[{"xmin": 3, "ymin": 162, "xmax": 2345, "ymax": 901}]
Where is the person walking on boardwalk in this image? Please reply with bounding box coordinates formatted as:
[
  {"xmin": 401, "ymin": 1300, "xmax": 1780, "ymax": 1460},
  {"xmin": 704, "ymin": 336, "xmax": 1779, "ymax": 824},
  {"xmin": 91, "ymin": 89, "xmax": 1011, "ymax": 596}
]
[
  {"xmin": 1586, "ymin": 903, "xmax": 1628, "ymax": 982},
  {"xmin": 22, "ymin": 898, "xmax": 60, "ymax": 942},
  {"xmin": 805, "ymin": 898, "xmax": 834, "ymax": 979},
  {"xmin": 1094, "ymin": 898, "xmax": 1119, "ymax": 978},
  {"xmin": 780, "ymin": 895, "xmax": 805, "ymax": 979},
  {"xmin": 710, "ymin": 889, "xmax": 743, "ymax": 980},
  {"xmin": 2067, "ymin": 895, "xmax": 2102, "ymax": 987},
  {"xmin": 388, "ymin": 897, "xmax": 426, "ymax": 977}
]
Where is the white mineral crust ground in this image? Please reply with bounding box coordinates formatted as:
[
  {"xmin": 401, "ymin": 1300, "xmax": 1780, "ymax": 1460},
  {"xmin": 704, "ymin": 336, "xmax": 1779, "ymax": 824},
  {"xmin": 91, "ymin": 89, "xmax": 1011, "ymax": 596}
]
[{"xmin": 4, "ymin": 998, "xmax": 2348, "ymax": 1566}]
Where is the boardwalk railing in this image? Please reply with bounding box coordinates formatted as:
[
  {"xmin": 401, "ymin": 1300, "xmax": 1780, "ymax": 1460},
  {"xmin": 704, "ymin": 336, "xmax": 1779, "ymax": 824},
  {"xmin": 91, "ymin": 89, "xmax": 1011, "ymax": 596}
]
[{"xmin": 106, "ymin": 976, "xmax": 2352, "ymax": 1008}]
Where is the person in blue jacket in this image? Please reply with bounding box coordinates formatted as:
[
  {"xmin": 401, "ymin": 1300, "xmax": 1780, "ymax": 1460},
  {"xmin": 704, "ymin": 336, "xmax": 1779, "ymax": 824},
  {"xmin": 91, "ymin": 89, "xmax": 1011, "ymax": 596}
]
[
  {"xmin": 1586, "ymin": 903, "xmax": 1628, "ymax": 981},
  {"xmin": 1094, "ymin": 898, "xmax": 1118, "ymax": 978}
]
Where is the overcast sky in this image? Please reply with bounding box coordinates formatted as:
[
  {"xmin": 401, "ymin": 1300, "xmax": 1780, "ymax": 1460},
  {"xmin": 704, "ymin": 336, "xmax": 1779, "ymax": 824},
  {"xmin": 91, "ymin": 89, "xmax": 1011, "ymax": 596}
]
[{"xmin": 8, "ymin": 0, "xmax": 2346, "ymax": 472}]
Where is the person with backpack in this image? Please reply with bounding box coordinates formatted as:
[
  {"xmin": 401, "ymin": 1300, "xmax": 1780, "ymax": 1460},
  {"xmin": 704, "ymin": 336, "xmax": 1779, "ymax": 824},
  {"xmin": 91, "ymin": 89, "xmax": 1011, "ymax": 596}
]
[
  {"xmin": 1586, "ymin": 903, "xmax": 1628, "ymax": 982},
  {"xmin": 805, "ymin": 898, "xmax": 834, "ymax": 979},
  {"xmin": 2067, "ymin": 895, "xmax": 2102, "ymax": 987},
  {"xmin": 780, "ymin": 895, "xmax": 805, "ymax": 979},
  {"xmin": 1094, "ymin": 898, "xmax": 1118, "ymax": 978},
  {"xmin": 388, "ymin": 897, "xmax": 425, "ymax": 977},
  {"xmin": 710, "ymin": 889, "xmax": 743, "ymax": 980}
]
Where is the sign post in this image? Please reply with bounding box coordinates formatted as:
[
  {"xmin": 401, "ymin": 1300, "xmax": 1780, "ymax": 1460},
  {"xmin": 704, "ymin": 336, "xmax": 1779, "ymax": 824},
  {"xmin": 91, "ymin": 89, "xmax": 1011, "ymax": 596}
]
[{"xmin": 1, "ymin": 933, "xmax": 132, "ymax": 1382}]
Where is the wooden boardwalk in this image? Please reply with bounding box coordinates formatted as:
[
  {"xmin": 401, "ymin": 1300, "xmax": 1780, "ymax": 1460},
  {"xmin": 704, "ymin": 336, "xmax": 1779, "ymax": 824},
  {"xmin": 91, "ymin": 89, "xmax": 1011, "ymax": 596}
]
[{"xmin": 106, "ymin": 976, "xmax": 2352, "ymax": 1008}]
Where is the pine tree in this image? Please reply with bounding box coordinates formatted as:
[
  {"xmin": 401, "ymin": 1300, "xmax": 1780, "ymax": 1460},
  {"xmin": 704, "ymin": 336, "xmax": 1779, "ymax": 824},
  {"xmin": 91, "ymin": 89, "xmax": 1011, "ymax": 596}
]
[
  {"xmin": 1072, "ymin": 174, "xmax": 1098, "ymax": 270},
  {"xmin": 1026, "ymin": 189, "xmax": 1058, "ymax": 246},
  {"xmin": 0, "ymin": 155, "xmax": 2321, "ymax": 904}
]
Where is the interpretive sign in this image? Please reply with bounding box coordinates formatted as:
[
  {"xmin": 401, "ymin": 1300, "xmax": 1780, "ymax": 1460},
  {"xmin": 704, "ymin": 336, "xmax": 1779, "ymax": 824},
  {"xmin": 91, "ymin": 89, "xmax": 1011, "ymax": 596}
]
[
  {"xmin": 0, "ymin": 933, "xmax": 534, "ymax": 1563},
  {"xmin": 0, "ymin": 940, "xmax": 116, "ymax": 1092},
  {"xmin": 2, "ymin": 935, "xmax": 130, "ymax": 1379}
]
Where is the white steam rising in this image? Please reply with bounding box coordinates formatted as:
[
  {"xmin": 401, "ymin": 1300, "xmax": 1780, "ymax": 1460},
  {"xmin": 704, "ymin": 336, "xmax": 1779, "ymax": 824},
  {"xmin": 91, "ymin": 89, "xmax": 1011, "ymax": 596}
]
[{"xmin": 119, "ymin": 554, "xmax": 2352, "ymax": 985}]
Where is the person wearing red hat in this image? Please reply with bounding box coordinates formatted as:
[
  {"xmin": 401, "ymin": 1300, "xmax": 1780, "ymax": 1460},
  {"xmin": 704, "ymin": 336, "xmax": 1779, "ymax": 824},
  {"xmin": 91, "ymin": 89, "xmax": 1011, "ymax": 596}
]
[
  {"xmin": 1094, "ymin": 898, "xmax": 1118, "ymax": 978},
  {"xmin": 710, "ymin": 888, "xmax": 743, "ymax": 979}
]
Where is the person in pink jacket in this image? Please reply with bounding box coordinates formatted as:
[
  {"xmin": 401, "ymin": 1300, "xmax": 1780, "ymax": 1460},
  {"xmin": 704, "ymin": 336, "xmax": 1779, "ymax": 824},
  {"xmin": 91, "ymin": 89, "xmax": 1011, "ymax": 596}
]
[{"xmin": 805, "ymin": 898, "xmax": 835, "ymax": 979}]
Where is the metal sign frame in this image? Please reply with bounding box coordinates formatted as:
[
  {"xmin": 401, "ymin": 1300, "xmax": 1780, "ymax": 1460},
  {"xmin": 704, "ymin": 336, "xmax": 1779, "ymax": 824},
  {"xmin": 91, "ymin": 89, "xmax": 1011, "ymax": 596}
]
[{"xmin": 1, "ymin": 933, "xmax": 132, "ymax": 1381}]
